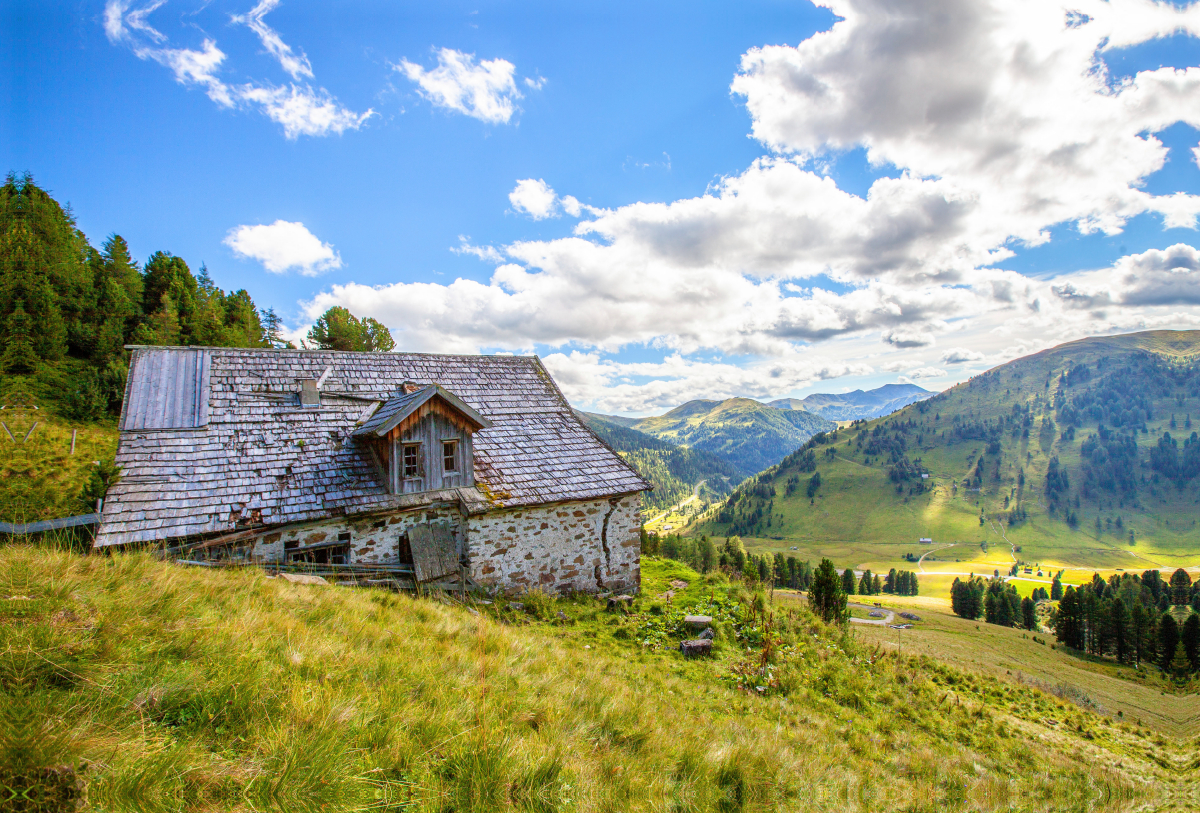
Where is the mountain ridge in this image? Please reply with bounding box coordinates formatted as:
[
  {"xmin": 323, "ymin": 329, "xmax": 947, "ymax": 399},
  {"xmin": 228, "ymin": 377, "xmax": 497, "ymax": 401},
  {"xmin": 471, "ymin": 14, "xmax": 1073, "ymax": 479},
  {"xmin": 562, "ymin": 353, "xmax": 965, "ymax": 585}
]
[
  {"xmin": 770, "ymin": 382, "xmax": 933, "ymax": 420},
  {"xmin": 697, "ymin": 329, "xmax": 1200, "ymax": 565}
]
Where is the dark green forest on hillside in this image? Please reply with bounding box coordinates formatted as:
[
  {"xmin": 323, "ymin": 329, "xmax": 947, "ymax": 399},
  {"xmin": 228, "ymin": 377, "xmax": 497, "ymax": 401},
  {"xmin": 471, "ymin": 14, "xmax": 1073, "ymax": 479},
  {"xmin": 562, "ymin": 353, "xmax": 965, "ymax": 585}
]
[
  {"xmin": 628, "ymin": 398, "xmax": 836, "ymax": 479},
  {"xmin": 0, "ymin": 174, "xmax": 277, "ymax": 420},
  {"xmin": 577, "ymin": 412, "xmax": 739, "ymax": 509}
]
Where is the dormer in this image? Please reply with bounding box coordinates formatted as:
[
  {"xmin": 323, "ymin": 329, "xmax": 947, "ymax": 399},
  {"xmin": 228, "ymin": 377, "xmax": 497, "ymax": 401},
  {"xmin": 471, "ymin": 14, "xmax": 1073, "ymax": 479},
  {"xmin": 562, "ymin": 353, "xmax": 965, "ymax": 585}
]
[{"xmin": 353, "ymin": 383, "xmax": 491, "ymax": 494}]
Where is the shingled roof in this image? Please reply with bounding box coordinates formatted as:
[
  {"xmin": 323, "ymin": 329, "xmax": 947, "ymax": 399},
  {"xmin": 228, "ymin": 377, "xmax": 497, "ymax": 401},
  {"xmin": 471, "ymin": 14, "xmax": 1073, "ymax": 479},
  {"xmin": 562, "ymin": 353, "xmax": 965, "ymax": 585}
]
[{"xmin": 96, "ymin": 347, "xmax": 649, "ymax": 547}]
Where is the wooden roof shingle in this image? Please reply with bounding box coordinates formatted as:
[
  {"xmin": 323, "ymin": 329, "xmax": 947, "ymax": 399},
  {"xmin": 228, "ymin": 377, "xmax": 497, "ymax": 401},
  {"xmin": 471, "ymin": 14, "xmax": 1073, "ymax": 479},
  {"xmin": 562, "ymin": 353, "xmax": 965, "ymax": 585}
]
[{"xmin": 96, "ymin": 347, "xmax": 649, "ymax": 547}]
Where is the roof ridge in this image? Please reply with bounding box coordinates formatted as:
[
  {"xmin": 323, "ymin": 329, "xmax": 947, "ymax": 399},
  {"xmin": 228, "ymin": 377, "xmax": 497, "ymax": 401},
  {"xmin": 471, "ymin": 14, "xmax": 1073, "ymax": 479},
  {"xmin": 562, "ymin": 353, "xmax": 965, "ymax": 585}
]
[{"xmin": 126, "ymin": 345, "xmax": 540, "ymax": 361}]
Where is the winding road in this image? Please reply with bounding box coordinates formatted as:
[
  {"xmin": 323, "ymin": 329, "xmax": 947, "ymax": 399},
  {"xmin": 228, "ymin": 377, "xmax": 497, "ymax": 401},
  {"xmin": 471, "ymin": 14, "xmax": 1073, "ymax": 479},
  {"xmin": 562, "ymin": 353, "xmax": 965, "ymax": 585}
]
[{"xmin": 847, "ymin": 602, "xmax": 895, "ymax": 626}]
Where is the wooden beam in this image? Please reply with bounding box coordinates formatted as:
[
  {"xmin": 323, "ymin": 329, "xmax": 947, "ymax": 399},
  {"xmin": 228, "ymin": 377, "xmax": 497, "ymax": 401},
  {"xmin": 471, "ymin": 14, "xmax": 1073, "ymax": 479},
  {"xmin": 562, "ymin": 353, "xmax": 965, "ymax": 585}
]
[{"xmin": 70, "ymin": 429, "xmax": 77, "ymax": 455}]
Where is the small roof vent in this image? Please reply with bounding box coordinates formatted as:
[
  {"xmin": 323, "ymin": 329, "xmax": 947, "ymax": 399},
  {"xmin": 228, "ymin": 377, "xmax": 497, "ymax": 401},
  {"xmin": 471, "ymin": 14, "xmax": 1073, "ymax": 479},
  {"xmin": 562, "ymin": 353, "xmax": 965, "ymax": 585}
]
[{"xmin": 298, "ymin": 366, "xmax": 333, "ymax": 409}]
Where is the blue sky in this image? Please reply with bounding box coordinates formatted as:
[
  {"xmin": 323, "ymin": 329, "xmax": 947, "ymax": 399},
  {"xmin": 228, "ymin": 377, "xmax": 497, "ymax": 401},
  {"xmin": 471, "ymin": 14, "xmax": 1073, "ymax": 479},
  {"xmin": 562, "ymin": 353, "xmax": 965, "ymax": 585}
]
[{"xmin": 7, "ymin": 0, "xmax": 1200, "ymax": 414}]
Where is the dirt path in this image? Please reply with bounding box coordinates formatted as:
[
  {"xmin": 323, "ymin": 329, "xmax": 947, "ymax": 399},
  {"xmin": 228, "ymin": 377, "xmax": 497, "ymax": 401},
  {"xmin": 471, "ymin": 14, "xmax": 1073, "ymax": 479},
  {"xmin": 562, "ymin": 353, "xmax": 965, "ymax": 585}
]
[
  {"xmin": 917, "ymin": 543, "xmax": 957, "ymax": 572},
  {"xmin": 847, "ymin": 602, "xmax": 895, "ymax": 626}
]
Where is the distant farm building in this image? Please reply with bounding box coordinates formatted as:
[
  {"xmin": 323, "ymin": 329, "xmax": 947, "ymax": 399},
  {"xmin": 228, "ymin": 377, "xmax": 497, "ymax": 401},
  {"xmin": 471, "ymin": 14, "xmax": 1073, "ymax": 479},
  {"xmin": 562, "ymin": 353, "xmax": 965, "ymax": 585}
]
[{"xmin": 919, "ymin": 537, "xmax": 933, "ymax": 544}]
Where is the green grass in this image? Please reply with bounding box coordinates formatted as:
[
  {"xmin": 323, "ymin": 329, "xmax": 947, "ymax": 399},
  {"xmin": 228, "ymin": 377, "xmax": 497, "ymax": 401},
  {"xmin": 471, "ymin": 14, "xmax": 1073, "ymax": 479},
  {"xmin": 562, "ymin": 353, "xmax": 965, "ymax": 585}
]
[
  {"xmin": 0, "ymin": 408, "xmax": 117, "ymax": 524},
  {"xmin": 1, "ymin": 547, "xmax": 1176, "ymax": 811},
  {"xmin": 846, "ymin": 599, "xmax": 1192, "ymax": 736}
]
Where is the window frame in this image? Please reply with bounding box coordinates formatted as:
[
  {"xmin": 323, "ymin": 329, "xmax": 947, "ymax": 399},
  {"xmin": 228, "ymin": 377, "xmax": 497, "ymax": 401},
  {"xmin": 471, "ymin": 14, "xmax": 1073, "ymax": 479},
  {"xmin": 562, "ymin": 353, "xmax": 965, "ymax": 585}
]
[
  {"xmin": 402, "ymin": 443, "xmax": 422, "ymax": 479},
  {"xmin": 442, "ymin": 439, "xmax": 459, "ymax": 474}
]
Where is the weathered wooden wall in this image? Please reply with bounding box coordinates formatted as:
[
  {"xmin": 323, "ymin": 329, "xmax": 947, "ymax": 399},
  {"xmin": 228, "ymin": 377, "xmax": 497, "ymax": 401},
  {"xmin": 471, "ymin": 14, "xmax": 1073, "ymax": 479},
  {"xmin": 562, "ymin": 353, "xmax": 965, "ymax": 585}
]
[{"xmin": 387, "ymin": 412, "xmax": 475, "ymax": 494}]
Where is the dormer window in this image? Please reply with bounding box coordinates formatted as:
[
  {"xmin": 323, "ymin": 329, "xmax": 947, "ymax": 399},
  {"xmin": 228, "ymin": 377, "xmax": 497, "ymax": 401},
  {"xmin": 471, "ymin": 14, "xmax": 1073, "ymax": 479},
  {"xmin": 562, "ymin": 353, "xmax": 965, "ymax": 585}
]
[{"xmin": 352, "ymin": 383, "xmax": 491, "ymax": 495}]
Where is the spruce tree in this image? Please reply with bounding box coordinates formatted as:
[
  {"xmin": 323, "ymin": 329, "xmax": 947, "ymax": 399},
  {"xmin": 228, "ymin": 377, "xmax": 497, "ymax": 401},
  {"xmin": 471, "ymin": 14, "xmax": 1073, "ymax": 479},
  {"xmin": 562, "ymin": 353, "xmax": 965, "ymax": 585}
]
[
  {"xmin": 1021, "ymin": 596, "xmax": 1037, "ymax": 631},
  {"xmin": 1159, "ymin": 613, "xmax": 1180, "ymax": 671},
  {"xmin": 1182, "ymin": 613, "xmax": 1200, "ymax": 672},
  {"xmin": 809, "ymin": 558, "xmax": 847, "ymax": 624}
]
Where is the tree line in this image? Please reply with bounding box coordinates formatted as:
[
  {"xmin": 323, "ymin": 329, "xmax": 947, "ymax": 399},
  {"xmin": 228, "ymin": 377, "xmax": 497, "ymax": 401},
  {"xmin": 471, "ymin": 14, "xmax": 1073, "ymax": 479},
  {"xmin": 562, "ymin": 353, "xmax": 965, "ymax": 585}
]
[
  {"xmin": 644, "ymin": 531, "xmax": 919, "ymax": 622},
  {"xmin": 0, "ymin": 174, "xmax": 393, "ymax": 421},
  {"xmin": 1053, "ymin": 569, "xmax": 1200, "ymax": 677}
]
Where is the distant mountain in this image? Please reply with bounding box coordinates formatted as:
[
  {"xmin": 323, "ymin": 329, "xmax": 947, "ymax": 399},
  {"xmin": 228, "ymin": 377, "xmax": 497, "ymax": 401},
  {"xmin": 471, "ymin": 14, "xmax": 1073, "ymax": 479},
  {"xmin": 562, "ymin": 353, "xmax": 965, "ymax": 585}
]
[
  {"xmin": 623, "ymin": 398, "xmax": 836, "ymax": 479},
  {"xmin": 698, "ymin": 329, "xmax": 1200, "ymax": 559},
  {"xmin": 771, "ymin": 383, "xmax": 933, "ymax": 421},
  {"xmin": 574, "ymin": 411, "xmax": 740, "ymax": 509}
]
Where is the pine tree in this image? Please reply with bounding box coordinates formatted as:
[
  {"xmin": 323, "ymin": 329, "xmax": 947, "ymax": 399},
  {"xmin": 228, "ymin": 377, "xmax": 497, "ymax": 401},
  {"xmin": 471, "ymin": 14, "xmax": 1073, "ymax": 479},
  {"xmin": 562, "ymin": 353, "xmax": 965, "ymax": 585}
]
[
  {"xmin": 1159, "ymin": 613, "xmax": 1180, "ymax": 671},
  {"xmin": 1022, "ymin": 596, "xmax": 1037, "ymax": 631},
  {"xmin": 809, "ymin": 558, "xmax": 847, "ymax": 624},
  {"xmin": 842, "ymin": 568, "xmax": 857, "ymax": 596},
  {"xmin": 1170, "ymin": 640, "xmax": 1191, "ymax": 682},
  {"xmin": 1182, "ymin": 613, "xmax": 1200, "ymax": 672},
  {"xmin": 260, "ymin": 307, "xmax": 283, "ymax": 348},
  {"xmin": 307, "ymin": 306, "xmax": 395, "ymax": 352},
  {"xmin": 0, "ymin": 300, "xmax": 40, "ymax": 374}
]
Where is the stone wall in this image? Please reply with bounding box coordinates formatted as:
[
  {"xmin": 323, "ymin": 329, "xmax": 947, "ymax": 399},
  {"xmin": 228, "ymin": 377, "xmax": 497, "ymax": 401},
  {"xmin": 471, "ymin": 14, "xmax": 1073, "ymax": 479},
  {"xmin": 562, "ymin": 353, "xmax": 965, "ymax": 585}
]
[
  {"xmin": 467, "ymin": 493, "xmax": 642, "ymax": 594},
  {"xmin": 245, "ymin": 491, "xmax": 642, "ymax": 595},
  {"xmin": 250, "ymin": 502, "xmax": 465, "ymax": 564}
]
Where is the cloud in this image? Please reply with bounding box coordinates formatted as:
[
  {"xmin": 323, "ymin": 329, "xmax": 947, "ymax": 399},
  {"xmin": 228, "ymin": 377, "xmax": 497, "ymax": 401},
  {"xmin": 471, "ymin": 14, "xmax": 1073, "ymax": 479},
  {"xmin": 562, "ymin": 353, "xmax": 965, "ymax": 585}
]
[
  {"xmin": 730, "ymin": 0, "xmax": 1200, "ymax": 244},
  {"xmin": 231, "ymin": 0, "xmax": 313, "ymax": 81},
  {"xmin": 452, "ymin": 237, "xmax": 505, "ymax": 264},
  {"xmin": 941, "ymin": 347, "xmax": 986, "ymax": 364},
  {"xmin": 104, "ymin": 0, "xmax": 372, "ymax": 138},
  {"xmin": 224, "ymin": 220, "xmax": 343, "ymax": 276},
  {"xmin": 1117, "ymin": 244, "xmax": 1200, "ymax": 306},
  {"xmin": 398, "ymin": 48, "xmax": 523, "ymax": 124},
  {"xmin": 882, "ymin": 326, "xmax": 940, "ymax": 348},
  {"xmin": 300, "ymin": 0, "xmax": 1200, "ymax": 408},
  {"xmin": 236, "ymin": 84, "xmax": 373, "ymax": 139},
  {"xmin": 904, "ymin": 367, "xmax": 948, "ymax": 380},
  {"xmin": 509, "ymin": 179, "xmax": 558, "ymax": 219},
  {"xmin": 539, "ymin": 351, "xmax": 873, "ymax": 413},
  {"xmin": 1050, "ymin": 244, "xmax": 1200, "ymax": 309}
]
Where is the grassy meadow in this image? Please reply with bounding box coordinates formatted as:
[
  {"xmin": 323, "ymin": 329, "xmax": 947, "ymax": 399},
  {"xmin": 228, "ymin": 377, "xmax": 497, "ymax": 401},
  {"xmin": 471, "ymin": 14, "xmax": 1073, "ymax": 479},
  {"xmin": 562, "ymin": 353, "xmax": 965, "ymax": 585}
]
[
  {"xmin": 0, "ymin": 407, "xmax": 117, "ymax": 524},
  {"xmin": 2, "ymin": 545, "xmax": 1182, "ymax": 812}
]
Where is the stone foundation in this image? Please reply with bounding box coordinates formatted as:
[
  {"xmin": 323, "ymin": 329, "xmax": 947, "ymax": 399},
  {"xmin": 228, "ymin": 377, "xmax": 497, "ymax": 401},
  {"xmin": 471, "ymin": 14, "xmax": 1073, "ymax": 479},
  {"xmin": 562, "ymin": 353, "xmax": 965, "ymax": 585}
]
[
  {"xmin": 467, "ymin": 494, "xmax": 641, "ymax": 594},
  {"xmin": 244, "ymin": 492, "xmax": 642, "ymax": 594},
  {"xmin": 250, "ymin": 503, "xmax": 465, "ymax": 564}
]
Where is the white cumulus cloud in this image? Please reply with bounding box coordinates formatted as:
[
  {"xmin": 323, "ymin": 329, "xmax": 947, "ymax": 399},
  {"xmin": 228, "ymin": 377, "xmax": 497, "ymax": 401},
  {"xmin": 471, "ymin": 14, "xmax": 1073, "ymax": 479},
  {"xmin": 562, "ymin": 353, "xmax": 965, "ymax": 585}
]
[
  {"xmin": 509, "ymin": 179, "xmax": 559, "ymax": 219},
  {"xmin": 398, "ymin": 48, "xmax": 524, "ymax": 124},
  {"xmin": 225, "ymin": 220, "xmax": 343, "ymax": 276},
  {"xmin": 301, "ymin": 0, "xmax": 1200, "ymax": 408}
]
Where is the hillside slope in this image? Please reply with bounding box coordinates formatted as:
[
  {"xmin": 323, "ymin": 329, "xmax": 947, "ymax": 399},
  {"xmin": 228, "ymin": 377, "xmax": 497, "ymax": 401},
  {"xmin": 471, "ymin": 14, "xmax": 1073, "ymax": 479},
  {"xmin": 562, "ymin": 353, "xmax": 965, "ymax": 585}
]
[
  {"xmin": 771, "ymin": 382, "xmax": 933, "ymax": 421},
  {"xmin": 698, "ymin": 330, "xmax": 1200, "ymax": 569},
  {"xmin": 630, "ymin": 398, "xmax": 835, "ymax": 479},
  {"xmin": 576, "ymin": 411, "xmax": 740, "ymax": 509},
  {"xmin": 3, "ymin": 547, "xmax": 1169, "ymax": 811}
]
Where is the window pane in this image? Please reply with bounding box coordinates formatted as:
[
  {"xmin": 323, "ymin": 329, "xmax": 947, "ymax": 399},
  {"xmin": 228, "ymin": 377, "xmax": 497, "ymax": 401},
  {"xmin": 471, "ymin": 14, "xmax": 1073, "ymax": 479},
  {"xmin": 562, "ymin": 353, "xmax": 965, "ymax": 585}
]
[
  {"xmin": 443, "ymin": 441, "xmax": 457, "ymax": 472},
  {"xmin": 403, "ymin": 444, "xmax": 419, "ymax": 477}
]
